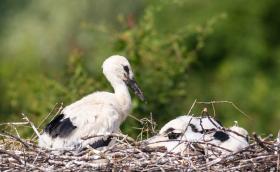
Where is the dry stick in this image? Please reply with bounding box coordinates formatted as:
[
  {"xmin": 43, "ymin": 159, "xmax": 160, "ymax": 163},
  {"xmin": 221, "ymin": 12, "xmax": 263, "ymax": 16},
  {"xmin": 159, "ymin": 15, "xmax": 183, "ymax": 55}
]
[
  {"xmin": 0, "ymin": 149, "xmax": 23, "ymax": 164},
  {"xmin": 153, "ymin": 100, "xmax": 198, "ymax": 162},
  {"xmin": 203, "ymin": 108, "xmax": 223, "ymax": 130},
  {"xmin": 149, "ymin": 113, "xmax": 157, "ymax": 135},
  {"xmin": 37, "ymin": 103, "xmax": 63, "ymax": 130},
  {"xmin": 114, "ymin": 138, "xmax": 147, "ymax": 158},
  {"xmin": 129, "ymin": 114, "xmax": 145, "ymax": 141},
  {"xmin": 0, "ymin": 122, "xmax": 29, "ymax": 143},
  {"xmin": 203, "ymin": 145, "xmax": 273, "ymax": 171},
  {"xmin": 130, "ymin": 114, "xmax": 157, "ymax": 141},
  {"xmin": 197, "ymin": 142, "xmax": 255, "ymax": 170},
  {"xmin": 144, "ymin": 139, "xmax": 231, "ymax": 153},
  {"xmin": 167, "ymin": 99, "xmax": 197, "ymax": 153},
  {"xmin": 187, "ymin": 99, "xmax": 197, "ymax": 116},
  {"xmin": 82, "ymin": 133, "xmax": 135, "ymax": 142},
  {"xmin": 102, "ymin": 140, "xmax": 125, "ymax": 154},
  {"xmin": 13, "ymin": 161, "xmax": 49, "ymax": 172},
  {"xmin": 180, "ymin": 99, "xmax": 198, "ymax": 138},
  {"xmin": 0, "ymin": 122, "xmax": 29, "ymax": 126},
  {"xmin": 12, "ymin": 125, "xmax": 21, "ymax": 139},
  {"xmin": 224, "ymin": 128, "xmax": 248, "ymax": 140},
  {"xmin": 21, "ymin": 113, "xmax": 40, "ymax": 139},
  {"xmin": 277, "ymin": 153, "xmax": 279, "ymax": 172},
  {"xmin": 22, "ymin": 146, "xmax": 28, "ymax": 170},
  {"xmin": 31, "ymin": 103, "xmax": 64, "ymax": 140},
  {"xmin": 239, "ymin": 154, "xmax": 277, "ymax": 163},
  {"xmin": 0, "ymin": 131, "xmax": 30, "ymax": 149},
  {"xmin": 196, "ymin": 100, "xmax": 252, "ymax": 120},
  {"xmin": 253, "ymin": 132, "xmax": 274, "ymax": 152},
  {"xmin": 128, "ymin": 114, "xmax": 144, "ymax": 124},
  {"xmin": 211, "ymin": 101, "xmax": 216, "ymax": 117}
]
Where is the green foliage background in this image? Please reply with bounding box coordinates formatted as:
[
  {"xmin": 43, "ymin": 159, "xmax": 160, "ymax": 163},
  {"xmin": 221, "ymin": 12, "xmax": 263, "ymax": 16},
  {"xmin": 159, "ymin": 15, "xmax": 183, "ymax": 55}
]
[{"xmin": 0, "ymin": 0, "xmax": 279, "ymax": 138}]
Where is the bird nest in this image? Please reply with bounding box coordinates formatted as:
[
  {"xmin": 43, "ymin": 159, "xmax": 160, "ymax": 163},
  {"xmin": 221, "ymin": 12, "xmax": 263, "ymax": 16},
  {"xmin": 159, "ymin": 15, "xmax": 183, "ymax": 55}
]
[
  {"xmin": 0, "ymin": 123, "xmax": 279, "ymax": 171},
  {"xmin": 0, "ymin": 101, "xmax": 279, "ymax": 171}
]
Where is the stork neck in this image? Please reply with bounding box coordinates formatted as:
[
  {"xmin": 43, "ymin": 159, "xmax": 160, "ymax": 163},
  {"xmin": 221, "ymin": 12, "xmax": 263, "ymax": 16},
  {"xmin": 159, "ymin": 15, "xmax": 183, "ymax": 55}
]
[{"xmin": 111, "ymin": 81, "xmax": 132, "ymax": 114}]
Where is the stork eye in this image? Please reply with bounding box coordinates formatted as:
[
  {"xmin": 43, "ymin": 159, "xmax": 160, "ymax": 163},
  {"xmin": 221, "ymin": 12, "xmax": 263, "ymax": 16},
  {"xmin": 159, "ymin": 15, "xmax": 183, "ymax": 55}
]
[
  {"xmin": 168, "ymin": 132, "xmax": 181, "ymax": 140},
  {"xmin": 123, "ymin": 65, "xmax": 129, "ymax": 74},
  {"xmin": 189, "ymin": 123, "xmax": 199, "ymax": 133},
  {"xmin": 165, "ymin": 128, "xmax": 181, "ymax": 139},
  {"xmin": 165, "ymin": 127, "xmax": 175, "ymax": 133}
]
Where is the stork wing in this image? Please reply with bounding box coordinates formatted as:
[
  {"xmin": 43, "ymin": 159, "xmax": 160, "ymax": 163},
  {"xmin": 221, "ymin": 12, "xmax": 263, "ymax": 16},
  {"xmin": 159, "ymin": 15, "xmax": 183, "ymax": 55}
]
[
  {"xmin": 44, "ymin": 114, "xmax": 77, "ymax": 138},
  {"xmin": 61, "ymin": 103, "xmax": 121, "ymax": 148}
]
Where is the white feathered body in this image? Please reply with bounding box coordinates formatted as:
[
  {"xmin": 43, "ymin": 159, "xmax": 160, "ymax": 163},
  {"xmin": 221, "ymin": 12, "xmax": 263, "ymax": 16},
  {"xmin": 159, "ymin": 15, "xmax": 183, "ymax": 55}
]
[
  {"xmin": 159, "ymin": 115, "xmax": 222, "ymax": 142},
  {"xmin": 39, "ymin": 91, "xmax": 131, "ymax": 150},
  {"xmin": 146, "ymin": 115, "xmax": 222, "ymax": 153},
  {"xmin": 146, "ymin": 115, "xmax": 249, "ymax": 155},
  {"xmin": 217, "ymin": 126, "xmax": 249, "ymax": 153}
]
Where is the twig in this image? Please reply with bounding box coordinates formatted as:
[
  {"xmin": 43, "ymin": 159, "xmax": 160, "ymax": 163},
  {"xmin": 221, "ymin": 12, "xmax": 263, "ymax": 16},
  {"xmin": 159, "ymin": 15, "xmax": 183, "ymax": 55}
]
[
  {"xmin": 21, "ymin": 113, "xmax": 40, "ymax": 139},
  {"xmin": 196, "ymin": 100, "xmax": 252, "ymax": 119},
  {"xmin": 0, "ymin": 149, "xmax": 23, "ymax": 164},
  {"xmin": 253, "ymin": 132, "xmax": 274, "ymax": 152},
  {"xmin": 0, "ymin": 131, "xmax": 30, "ymax": 149},
  {"xmin": 82, "ymin": 133, "xmax": 135, "ymax": 143},
  {"xmin": 0, "ymin": 122, "xmax": 29, "ymax": 126},
  {"xmin": 37, "ymin": 103, "xmax": 63, "ymax": 130}
]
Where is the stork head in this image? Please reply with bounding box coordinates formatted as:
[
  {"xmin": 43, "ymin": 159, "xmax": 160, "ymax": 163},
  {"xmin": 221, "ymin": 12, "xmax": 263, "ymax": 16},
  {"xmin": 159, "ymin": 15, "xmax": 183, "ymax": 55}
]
[
  {"xmin": 146, "ymin": 116, "xmax": 193, "ymax": 146},
  {"xmin": 102, "ymin": 55, "xmax": 145, "ymax": 101},
  {"xmin": 229, "ymin": 126, "xmax": 248, "ymax": 136},
  {"xmin": 144, "ymin": 116, "xmax": 201, "ymax": 153},
  {"xmin": 158, "ymin": 116, "xmax": 194, "ymax": 139},
  {"xmin": 229, "ymin": 126, "xmax": 249, "ymax": 142}
]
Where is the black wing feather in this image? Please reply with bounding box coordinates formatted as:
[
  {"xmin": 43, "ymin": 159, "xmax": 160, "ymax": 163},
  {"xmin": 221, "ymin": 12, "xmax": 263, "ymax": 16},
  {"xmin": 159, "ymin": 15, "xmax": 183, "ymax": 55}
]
[
  {"xmin": 44, "ymin": 114, "xmax": 77, "ymax": 138},
  {"xmin": 213, "ymin": 131, "xmax": 230, "ymax": 142},
  {"xmin": 44, "ymin": 114, "xmax": 64, "ymax": 134},
  {"xmin": 89, "ymin": 136, "xmax": 112, "ymax": 149}
]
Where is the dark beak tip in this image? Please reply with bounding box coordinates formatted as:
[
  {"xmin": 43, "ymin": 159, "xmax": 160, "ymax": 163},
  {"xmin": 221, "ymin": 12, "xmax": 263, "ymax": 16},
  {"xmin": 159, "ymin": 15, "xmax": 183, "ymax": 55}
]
[
  {"xmin": 140, "ymin": 94, "xmax": 145, "ymax": 101},
  {"xmin": 136, "ymin": 94, "xmax": 145, "ymax": 102},
  {"xmin": 125, "ymin": 78, "xmax": 146, "ymax": 102}
]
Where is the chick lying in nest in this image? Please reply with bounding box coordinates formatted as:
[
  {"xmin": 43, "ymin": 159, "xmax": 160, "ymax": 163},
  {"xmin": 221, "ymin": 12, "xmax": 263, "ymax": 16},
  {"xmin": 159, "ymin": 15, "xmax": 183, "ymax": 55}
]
[{"xmin": 144, "ymin": 109, "xmax": 249, "ymax": 158}]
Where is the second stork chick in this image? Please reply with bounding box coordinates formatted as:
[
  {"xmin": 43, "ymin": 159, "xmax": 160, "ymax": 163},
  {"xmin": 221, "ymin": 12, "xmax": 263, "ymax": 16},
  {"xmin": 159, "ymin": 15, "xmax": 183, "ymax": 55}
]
[
  {"xmin": 146, "ymin": 115, "xmax": 249, "ymax": 155},
  {"xmin": 145, "ymin": 115, "xmax": 222, "ymax": 153}
]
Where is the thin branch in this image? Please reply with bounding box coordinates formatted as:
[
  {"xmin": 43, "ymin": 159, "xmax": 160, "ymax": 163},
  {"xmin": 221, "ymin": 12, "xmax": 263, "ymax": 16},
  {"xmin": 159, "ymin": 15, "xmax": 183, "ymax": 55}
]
[
  {"xmin": 196, "ymin": 100, "xmax": 252, "ymax": 119},
  {"xmin": 0, "ymin": 131, "xmax": 30, "ymax": 149},
  {"xmin": 0, "ymin": 149, "xmax": 23, "ymax": 164},
  {"xmin": 21, "ymin": 113, "xmax": 40, "ymax": 139}
]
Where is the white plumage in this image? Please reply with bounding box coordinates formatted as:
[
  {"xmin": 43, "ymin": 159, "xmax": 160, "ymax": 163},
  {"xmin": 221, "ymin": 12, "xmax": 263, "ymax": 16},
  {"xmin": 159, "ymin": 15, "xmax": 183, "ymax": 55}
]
[
  {"xmin": 217, "ymin": 126, "xmax": 249, "ymax": 153},
  {"xmin": 146, "ymin": 115, "xmax": 249, "ymax": 155},
  {"xmin": 146, "ymin": 115, "xmax": 222, "ymax": 153},
  {"xmin": 39, "ymin": 55, "xmax": 145, "ymax": 150},
  {"xmin": 158, "ymin": 115, "xmax": 222, "ymax": 141}
]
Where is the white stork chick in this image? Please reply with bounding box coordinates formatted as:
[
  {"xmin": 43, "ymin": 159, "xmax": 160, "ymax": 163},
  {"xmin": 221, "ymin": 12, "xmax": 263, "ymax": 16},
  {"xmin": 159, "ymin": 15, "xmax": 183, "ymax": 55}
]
[
  {"xmin": 208, "ymin": 126, "xmax": 249, "ymax": 154},
  {"xmin": 145, "ymin": 115, "xmax": 223, "ymax": 153},
  {"xmin": 39, "ymin": 55, "xmax": 145, "ymax": 150},
  {"xmin": 146, "ymin": 115, "xmax": 249, "ymax": 155}
]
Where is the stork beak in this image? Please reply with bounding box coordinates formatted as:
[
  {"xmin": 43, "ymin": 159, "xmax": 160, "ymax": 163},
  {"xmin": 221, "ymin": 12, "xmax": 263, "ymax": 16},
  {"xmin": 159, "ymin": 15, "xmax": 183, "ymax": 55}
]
[
  {"xmin": 144, "ymin": 134, "xmax": 171, "ymax": 149},
  {"xmin": 145, "ymin": 134, "xmax": 188, "ymax": 153},
  {"xmin": 145, "ymin": 134, "xmax": 168, "ymax": 144},
  {"xmin": 125, "ymin": 78, "xmax": 145, "ymax": 101}
]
